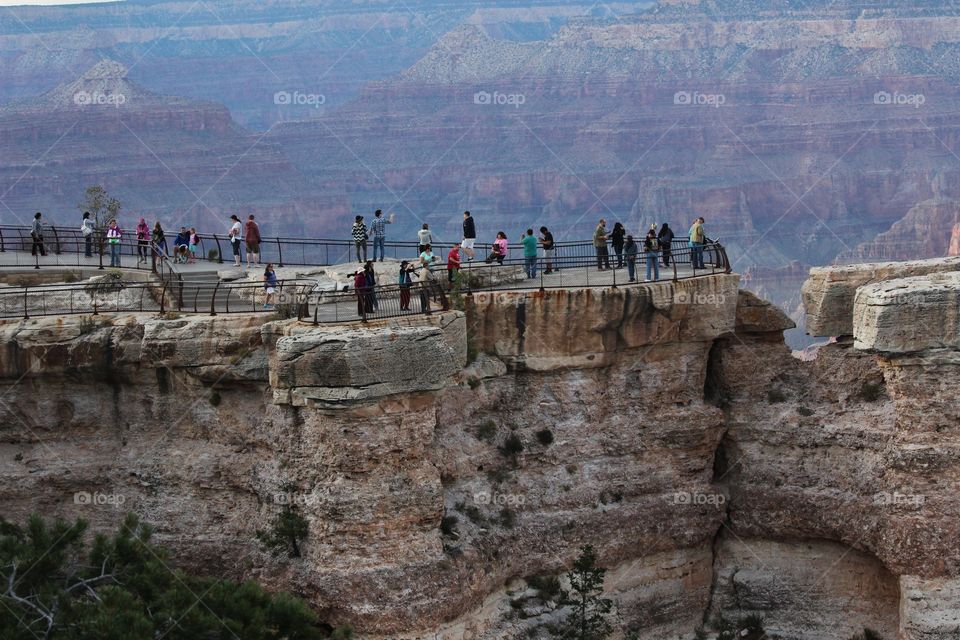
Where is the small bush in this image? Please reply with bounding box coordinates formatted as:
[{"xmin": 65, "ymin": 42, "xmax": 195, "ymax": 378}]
[
  {"xmin": 499, "ymin": 433, "xmax": 524, "ymax": 457},
  {"xmin": 207, "ymin": 248, "xmax": 220, "ymax": 261},
  {"xmin": 767, "ymin": 388, "xmax": 787, "ymax": 404},
  {"xmin": 860, "ymin": 381, "xmax": 883, "ymax": 402},
  {"xmin": 256, "ymin": 505, "xmax": 309, "ymax": 558},
  {"xmin": 475, "ymin": 420, "xmax": 497, "ymax": 442},
  {"xmin": 331, "ymin": 624, "xmax": 354, "ymax": 639},
  {"xmin": 535, "ymin": 429, "xmax": 554, "ymax": 446},
  {"xmin": 499, "ymin": 507, "xmax": 516, "ymax": 529},
  {"xmin": 527, "ymin": 574, "xmax": 561, "ymax": 600},
  {"xmin": 798, "ymin": 405, "xmax": 814, "ymax": 416},
  {"xmin": 456, "ymin": 501, "xmax": 487, "ymax": 526},
  {"xmin": 208, "ymin": 390, "xmax": 222, "ymax": 407},
  {"xmin": 440, "ymin": 514, "xmax": 459, "ymax": 537},
  {"xmin": 467, "ymin": 378, "xmax": 481, "ymax": 390},
  {"xmin": 78, "ymin": 315, "xmax": 99, "ymax": 335}
]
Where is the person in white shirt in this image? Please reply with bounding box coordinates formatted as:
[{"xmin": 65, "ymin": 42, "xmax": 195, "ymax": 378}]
[
  {"xmin": 228, "ymin": 214, "xmax": 243, "ymax": 267},
  {"xmin": 417, "ymin": 223, "xmax": 433, "ymax": 255}
]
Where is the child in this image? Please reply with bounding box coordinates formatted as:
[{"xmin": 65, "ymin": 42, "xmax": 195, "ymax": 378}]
[{"xmin": 188, "ymin": 227, "xmax": 199, "ymax": 263}]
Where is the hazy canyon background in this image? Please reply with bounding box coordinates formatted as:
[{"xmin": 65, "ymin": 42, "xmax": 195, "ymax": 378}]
[{"xmin": 3, "ymin": 0, "xmax": 960, "ymax": 346}]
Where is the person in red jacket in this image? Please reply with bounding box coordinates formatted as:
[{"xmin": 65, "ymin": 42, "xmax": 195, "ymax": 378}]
[
  {"xmin": 447, "ymin": 244, "xmax": 462, "ymax": 284},
  {"xmin": 244, "ymin": 215, "xmax": 262, "ymax": 267}
]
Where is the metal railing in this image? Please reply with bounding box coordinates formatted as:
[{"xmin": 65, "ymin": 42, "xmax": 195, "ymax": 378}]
[{"xmin": 0, "ymin": 224, "xmax": 727, "ymax": 273}]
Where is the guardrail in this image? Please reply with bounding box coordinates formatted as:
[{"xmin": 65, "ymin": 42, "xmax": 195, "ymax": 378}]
[{"xmin": 0, "ymin": 224, "xmax": 726, "ymax": 272}]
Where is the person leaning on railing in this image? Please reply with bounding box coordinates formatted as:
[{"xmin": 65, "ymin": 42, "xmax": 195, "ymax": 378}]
[{"xmin": 106, "ymin": 219, "xmax": 122, "ymax": 268}]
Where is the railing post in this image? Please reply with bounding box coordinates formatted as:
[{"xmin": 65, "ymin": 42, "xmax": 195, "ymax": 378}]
[
  {"xmin": 210, "ymin": 281, "xmax": 220, "ymax": 316},
  {"xmin": 0, "ymin": 226, "xmax": 5, "ymax": 252},
  {"xmin": 277, "ymin": 238, "xmax": 284, "ymax": 267},
  {"xmin": 98, "ymin": 232, "xmax": 105, "ymax": 270},
  {"xmin": 23, "ymin": 286, "xmax": 28, "ymax": 319},
  {"xmin": 177, "ymin": 274, "xmax": 184, "ymax": 311},
  {"xmin": 215, "ymin": 235, "xmax": 224, "ymax": 264},
  {"xmin": 159, "ymin": 281, "xmax": 168, "ymax": 315},
  {"xmin": 51, "ymin": 227, "xmax": 61, "ymax": 255}
]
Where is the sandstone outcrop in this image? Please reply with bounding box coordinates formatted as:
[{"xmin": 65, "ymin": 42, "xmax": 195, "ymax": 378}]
[
  {"xmin": 2, "ymin": 265, "xmax": 960, "ymax": 639},
  {"xmin": 802, "ymin": 256, "xmax": 960, "ymax": 337}
]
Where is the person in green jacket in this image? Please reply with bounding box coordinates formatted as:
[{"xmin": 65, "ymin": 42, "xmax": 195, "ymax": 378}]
[{"xmin": 593, "ymin": 219, "xmax": 610, "ymax": 271}]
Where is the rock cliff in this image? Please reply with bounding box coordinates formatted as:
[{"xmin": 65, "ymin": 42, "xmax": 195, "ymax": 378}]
[{"xmin": 1, "ymin": 266, "xmax": 959, "ymax": 638}]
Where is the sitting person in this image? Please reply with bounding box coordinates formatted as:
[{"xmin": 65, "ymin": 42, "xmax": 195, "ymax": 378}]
[
  {"xmin": 173, "ymin": 227, "xmax": 191, "ymax": 263},
  {"xmin": 485, "ymin": 231, "xmax": 509, "ymax": 265}
]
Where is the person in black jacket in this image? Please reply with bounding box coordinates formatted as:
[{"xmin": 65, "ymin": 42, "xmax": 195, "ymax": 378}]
[
  {"xmin": 610, "ymin": 222, "xmax": 626, "ymax": 268},
  {"xmin": 461, "ymin": 211, "xmax": 477, "ymax": 260},
  {"xmin": 658, "ymin": 223, "xmax": 675, "ymax": 267}
]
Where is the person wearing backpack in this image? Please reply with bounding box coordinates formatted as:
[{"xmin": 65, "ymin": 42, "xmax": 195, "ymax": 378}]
[
  {"xmin": 244, "ymin": 215, "xmax": 261, "ymax": 267},
  {"xmin": 30, "ymin": 212, "xmax": 46, "ymax": 258},
  {"xmin": 81, "ymin": 212, "xmax": 95, "ymax": 257},
  {"xmin": 644, "ymin": 229, "xmax": 661, "ymax": 282},
  {"xmin": 658, "ymin": 223, "xmax": 674, "ymax": 267}
]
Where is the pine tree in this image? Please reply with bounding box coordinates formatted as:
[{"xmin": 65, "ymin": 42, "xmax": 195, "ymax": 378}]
[{"xmin": 554, "ymin": 545, "xmax": 614, "ymax": 640}]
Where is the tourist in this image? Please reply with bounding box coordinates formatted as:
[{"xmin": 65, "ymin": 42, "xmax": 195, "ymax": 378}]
[
  {"xmin": 353, "ymin": 269, "xmax": 367, "ymax": 317},
  {"xmin": 30, "ymin": 212, "xmax": 46, "ymax": 257},
  {"xmin": 689, "ymin": 217, "xmax": 706, "ymax": 270},
  {"xmin": 136, "ymin": 217, "xmax": 150, "ymax": 264},
  {"xmin": 106, "ymin": 219, "xmax": 122, "ymax": 267},
  {"xmin": 658, "ymin": 223, "xmax": 675, "ymax": 267},
  {"xmin": 419, "ymin": 243, "xmax": 438, "ymax": 275},
  {"xmin": 645, "ymin": 229, "xmax": 661, "ymax": 282},
  {"xmin": 263, "ymin": 263, "xmax": 278, "ymax": 310},
  {"xmin": 417, "ymin": 223, "xmax": 433, "ymax": 255},
  {"xmin": 539, "ymin": 226, "xmax": 555, "ymax": 274},
  {"xmin": 398, "ymin": 261, "xmax": 415, "ymax": 310},
  {"xmin": 447, "ymin": 244, "xmax": 461, "ymax": 284},
  {"xmin": 369, "ymin": 209, "xmax": 394, "ymax": 262},
  {"xmin": 351, "ymin": 215, "xmax": 367, "ymax": 263},
  {"xmin": 610, "ymin": 222, "xmax": 626, "ymax": 268},
  {"xmin": 81, "ymin": 211, "xmax": 94, "ymax": 257},
  {"xmin": 229, "ymin": 214, "xmax": 243, "ymax": 267},
  {"xmin": 364, "ymin": 260, "xmax": 378, "ymax": 312},
  {"xmin": 521, "ymin": 228, "xmax": 538, "ymax": 279},
  {"xmin": 461, "ymin": 210, "xmax": 477, "ymax": 260},
  {"xmin": 593, "ymin": 218, "xmax": 610, "ymax": 270},
  {"xmin": 245, "ymin": 215, "xmax": 261, "ymax": 267},
  {"xmin": 174, "ymin": 227, "xmax": 190, "ymax": 263},
  {"xmin": 486, "ymin": 232, "xmax": 508, "ymax": 265},
  {"xmin": 188, "ymin": 227, "xmax": 199, "ymax": 263},
  {"xmin": 152, "ymin": 222, "xmax": 167, "ymax": 260},
  {"xmin": 625, "ymin": 234, "xmax": 638, "ymax": 282}
]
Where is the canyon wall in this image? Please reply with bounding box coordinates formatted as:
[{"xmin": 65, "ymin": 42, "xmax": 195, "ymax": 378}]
[{"xmin": 0, "ymin": 265, "xmax": 959, "ymax": 638}]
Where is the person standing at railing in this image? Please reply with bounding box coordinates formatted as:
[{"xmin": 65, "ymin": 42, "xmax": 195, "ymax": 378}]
[
  {"xmin": 81, "ymin": 212, "xmax": 95, "ymax": 258},
  {"xmin": 245, "ymin": 215, "xmax": 261, "ymax": 268},
  {"xmin": 351, "ymin": 215, "xmax": 368, "ymax": 263},
  {"xmin": 593, "ymin": 218, "xmax": 610, "ymax": 271},
  {"xmin": 610, "ymin": 222, "xmax": 626, "ymax": 269},
  {"xmin": 188, "ymin": 227, "xmax": 199, "ymax": 264},
  {"xmin": 688, "ymin": 217, "xmax": 706, "ymax": 270},
  {"xmin": 106, "ymin": 219, "xmax": 122, "ymax": 267},
  {"xmin": 539, "ymin": 226, "xmax": 555, "ymax": 274},
  {"xmin": 135, "ymin": 217, "xmax": 151, "ymax": 264},
  {"xmin": 521, "ymin": 228, "xmax": 538, "ymax": 279},
  {"xmin": 644, "ymin": 229, "xmax": 661, "ymax": 282},
  {"xmin": 625, "ymin": 235, "xmax": 638, "ymax": 282},
  {"xmin": 353, "ymin": 269, "xmax": 367, "ymax": 317},
  {"xmin": 485, "ymin": 232, "xmax": 508, "ymax": 265},
  {"xmin": 30, "ymin": 212, "xmax": 46, "ymax": 258},
  {"xmin": 369, "ymin": 209, "xmax": 394, "ymax": 262},
  {"xmin": 447, "ymin": 244, "xmax": 461, "ymax": 284},
  {"xmin": 228, "ymin": 214, "xmax": 243, "ymax": 267},
  {"xmin": 461, "ymin": 210, "xmax": 477, "ymax": 261},
  {"xmin": 417, "ymin": 223, "xmax": 433, "ymax": 255},
  {"xmin": 658, "ymin": 223, "xmax": 674, "ymax": 267},
  {"xmin": 152, "ymin": 222, "xmax": 168, "ymax": 260},
  {"xmin": 418, "ymin": 243, "xmax": 438, "ymax": 273},
  {"xmin": 263, "ymin": 263, "xmax": 278, "ymax": 311},
  {"xmin": 364, "ymin": 261, "xmax": 378, "ymax": 312},
  {"xmin": 398, "ymin": 261, "xmax": 415, "ymax": 310}
]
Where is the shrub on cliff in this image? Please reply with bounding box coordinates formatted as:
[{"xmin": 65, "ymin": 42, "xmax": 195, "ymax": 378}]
[
  {"xmin": 0, "ymin": 513, "xmax": 324, "ymax": 639},
  {"xmin": 550, "ymin": 545, "xmax": 613, "ymax": 640},
  {"xmin": 257, "ymin": 504, "xmax": 309, "ymax": 558}
]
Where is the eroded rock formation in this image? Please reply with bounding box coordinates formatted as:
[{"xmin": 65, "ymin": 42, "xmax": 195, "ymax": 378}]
[{"xmin": 0, "ymin": 264, "xmax": 958, "ymax": 638}]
